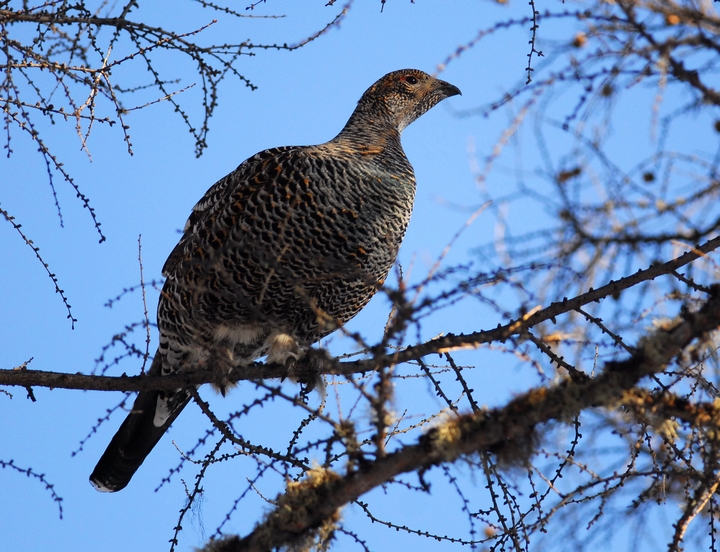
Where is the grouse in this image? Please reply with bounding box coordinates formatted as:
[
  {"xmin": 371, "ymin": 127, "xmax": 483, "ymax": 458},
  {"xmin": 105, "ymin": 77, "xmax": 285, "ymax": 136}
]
[{"xmin": 90, "ymin": 69, "xmax": 461, "ymax": 492}]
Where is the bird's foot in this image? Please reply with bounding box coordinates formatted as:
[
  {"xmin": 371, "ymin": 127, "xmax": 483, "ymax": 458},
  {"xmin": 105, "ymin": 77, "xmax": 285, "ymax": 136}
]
[
  {"xmin": 285, "ymin": 348, "xmax": 332, "ymax": 398},
  {"xmin": 206, "ymin": 347, "xmax": 237, "ymax": 396}
]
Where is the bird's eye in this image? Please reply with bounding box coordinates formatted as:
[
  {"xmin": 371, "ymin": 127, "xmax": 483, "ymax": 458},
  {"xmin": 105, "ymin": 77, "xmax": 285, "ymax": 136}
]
[{"xmin": 405, "ymin": 76, "xmax": 418, "ymax": 85}]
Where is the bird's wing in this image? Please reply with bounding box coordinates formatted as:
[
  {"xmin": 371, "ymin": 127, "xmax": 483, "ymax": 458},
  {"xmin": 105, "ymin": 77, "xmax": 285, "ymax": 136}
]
[{"xmin": 162, "ymin": 146, "xmax": 301, "ymax": 277}]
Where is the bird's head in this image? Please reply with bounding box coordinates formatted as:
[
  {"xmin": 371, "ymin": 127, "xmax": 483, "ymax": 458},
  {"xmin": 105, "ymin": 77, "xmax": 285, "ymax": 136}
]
[{"xmin": 358, "ymin": 69, "xmax": 461, "ymax": 133}]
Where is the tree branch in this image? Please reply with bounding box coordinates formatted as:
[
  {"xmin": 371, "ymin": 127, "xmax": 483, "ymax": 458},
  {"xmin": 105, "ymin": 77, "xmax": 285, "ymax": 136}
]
[
  {"xmin": 217, "ymin": 284, "xmax": 720, "ymax": 552},
  {"xmin": 2, "ymin": 237, "xmax": 718, "ymax": 394}
]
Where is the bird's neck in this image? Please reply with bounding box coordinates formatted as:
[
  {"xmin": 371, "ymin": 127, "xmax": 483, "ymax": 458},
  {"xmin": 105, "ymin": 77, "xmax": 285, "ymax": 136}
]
[{"xmin": 331, "ymin": 107, "xmax": 403, "ymax": 154}]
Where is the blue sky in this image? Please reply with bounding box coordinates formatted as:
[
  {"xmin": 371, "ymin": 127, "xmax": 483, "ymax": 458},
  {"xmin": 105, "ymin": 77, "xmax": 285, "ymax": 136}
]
[{"xmin": 2, "ymin": 1, "xmax": 714, "ymax": 551}]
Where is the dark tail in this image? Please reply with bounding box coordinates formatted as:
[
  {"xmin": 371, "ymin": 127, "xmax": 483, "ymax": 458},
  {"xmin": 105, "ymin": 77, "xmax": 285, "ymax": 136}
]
[{"xmin": 89, "ymin": 352, "xmax": 191, "ymax": 492}]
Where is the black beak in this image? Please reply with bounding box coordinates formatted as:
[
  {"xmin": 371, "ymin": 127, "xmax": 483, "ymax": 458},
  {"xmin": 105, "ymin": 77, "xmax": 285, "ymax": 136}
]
[{"xmin": 437, "ymin": 79, "xmax": 462, "ymax": 98}]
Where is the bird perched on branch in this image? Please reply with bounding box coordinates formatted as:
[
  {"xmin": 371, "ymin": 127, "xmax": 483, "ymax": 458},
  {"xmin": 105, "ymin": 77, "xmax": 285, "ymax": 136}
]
[{"xmin": 90, "ymin": 69, "xmax": 461, "ymax": 492}]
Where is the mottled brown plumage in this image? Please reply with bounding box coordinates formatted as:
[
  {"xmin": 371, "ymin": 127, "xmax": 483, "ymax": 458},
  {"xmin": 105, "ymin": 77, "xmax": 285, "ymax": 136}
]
[{"xmin": 90, "ymin": 69, "xmax": 460, "ymax": 492}]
